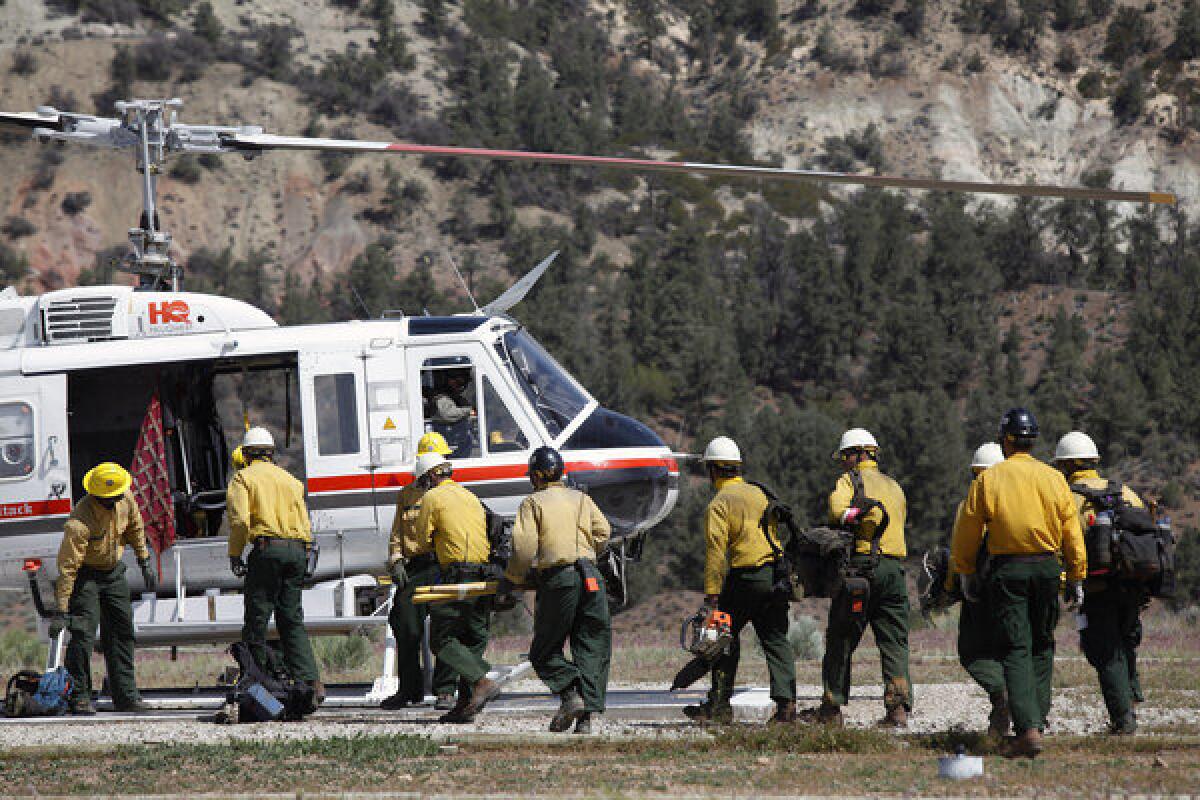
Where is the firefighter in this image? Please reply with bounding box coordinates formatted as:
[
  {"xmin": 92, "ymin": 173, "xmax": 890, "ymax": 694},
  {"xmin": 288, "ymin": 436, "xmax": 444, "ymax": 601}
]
[
  {"xmin": 808, "ymin": 428, "xmax": 911, "ymax": 728},
  {"xmin": 946, "ymin": 442, "xmax": 1010, "ymax": 736},
  {"xmin": 380, "ymin": 432, "xmax": 460, "ymax": 711},
  {"xmin": 51, "ymin": 462, "xmax": 156, "ymax": 714},
  {"xmin": 227, "ymin": 427, "xmax": 322, "ymax": 705},
  {"xmin": 501, "ymin": 446, "xmax": 612, "ymax": 734},
  {"xmin": 1054, "ymin": 430, "xmax": 1146, "ymax": 735},
  {"xmin": 683, "ymin": 436, "xmax": 796, "ymax": 725},
  {"xmin": 412, "ymin": 451, "xmax": 498, "ymax": 723},
  {"xmin": 953, "ymin": 408, "xmax": 1086, "ymax": 758}
]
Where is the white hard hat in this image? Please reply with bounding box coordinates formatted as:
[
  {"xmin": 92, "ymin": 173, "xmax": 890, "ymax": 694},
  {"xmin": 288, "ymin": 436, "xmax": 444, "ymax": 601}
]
[
  {"xmin": 970, "ymin": 442, "xmax": 1004, "ymax": 470},
  {"xmin": 242, "ymin": 427, "xmax": 274, "ymax": 450},
  {"xmin": 702, "ymin": 436, "xmax": 741, "ymax": 464},
  {"xmin": 1054, "ymin": 431, "xmax": 1100, "ymax": 462},
  {"xmin": 415, "ymin": 451, "xmax": 449, "ymax": 480},
  {"xmin": 834, "ymin": 428, "xmax": 879, "ymax": 457}
]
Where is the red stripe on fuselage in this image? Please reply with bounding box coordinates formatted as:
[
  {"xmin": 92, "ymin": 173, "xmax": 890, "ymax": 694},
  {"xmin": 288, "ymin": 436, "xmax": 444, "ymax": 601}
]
[
  {"xmin": 307, "ymin": 456, "xmax": 679, "ymax": 494},
  {"xmin": 0, "ymin": 498, "xmax": 72, "ymax": 521}
]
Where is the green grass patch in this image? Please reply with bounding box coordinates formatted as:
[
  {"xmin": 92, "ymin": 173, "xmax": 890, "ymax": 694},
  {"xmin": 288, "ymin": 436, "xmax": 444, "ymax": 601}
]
[{"xmin": 714, "ymin": 724, "xmax": 900, "ymax": 754}]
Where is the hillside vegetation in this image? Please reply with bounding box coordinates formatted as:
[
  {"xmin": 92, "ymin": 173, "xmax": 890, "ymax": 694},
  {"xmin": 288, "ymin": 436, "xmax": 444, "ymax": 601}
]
[{"xmin": 1, "ymin": 0, "xmax": 1199, "ymax": 605}]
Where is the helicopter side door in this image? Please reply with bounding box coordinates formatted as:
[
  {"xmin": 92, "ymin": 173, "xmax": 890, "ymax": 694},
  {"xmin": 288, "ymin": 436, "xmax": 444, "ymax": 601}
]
[{"xmin": 0, "ymin": 373, "xmax": 71, "ymax": 533}]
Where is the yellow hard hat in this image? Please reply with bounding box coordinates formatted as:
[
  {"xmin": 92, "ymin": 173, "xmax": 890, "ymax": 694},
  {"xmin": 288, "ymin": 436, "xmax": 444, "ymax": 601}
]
[
  {"xmin": 84, "ymin": 462, "xmax": 132, "ymax": 498},
  {"xmin": 231, "ymin": 446, "xmax": 247, "ymax": 470},
  {"xmin": 417, "ymin": 431, "xmax": 452, "ymax": 456}
]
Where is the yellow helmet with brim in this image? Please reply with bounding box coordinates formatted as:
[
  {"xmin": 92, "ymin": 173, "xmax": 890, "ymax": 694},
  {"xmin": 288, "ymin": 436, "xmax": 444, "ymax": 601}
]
[{"xmin": 84, "ymin": 462, "xmax": 132, "ymax": 498}]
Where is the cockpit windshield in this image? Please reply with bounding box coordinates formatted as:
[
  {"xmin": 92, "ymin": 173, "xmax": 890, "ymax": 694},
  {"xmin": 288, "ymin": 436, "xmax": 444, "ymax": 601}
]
[{"xmin": 498, "ymin": 329, "xmax": 591, "ymax": 438}]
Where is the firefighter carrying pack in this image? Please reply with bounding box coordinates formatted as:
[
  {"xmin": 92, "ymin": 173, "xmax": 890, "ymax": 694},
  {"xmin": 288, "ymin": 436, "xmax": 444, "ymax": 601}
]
[
  {"xmin": 785, "ymin": 471, "xmax": 890, "ymax": 601},
  {"xmin": 1072, "ymin": 481, "xmax": 1176, "ymax": 597}
]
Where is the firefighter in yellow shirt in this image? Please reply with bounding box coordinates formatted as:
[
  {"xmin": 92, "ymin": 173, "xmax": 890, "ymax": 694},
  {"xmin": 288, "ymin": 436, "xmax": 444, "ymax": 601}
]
[
  {"xmin": 1054, "ymin": 430, "xmax": 1146, "ymax": 735},
  {"xmin": 411, "ymin": 451, "xmax": 498, "ymax": 723},
  {"xmin": 953, "ymin": 408, "xmax": 1086, "ymax": 758},
  {"xmin": 52, "ymin": 462, "xmax": 156, "ymax": 714},
  {"xmin": 683, "ymin": 437, "xmax": 796, "ymax": 725},
  {"xmin": 226, "ymin": 427, "xmax": 321, "ymax": 701},
  {"xmin": 504, "ymin": 446, "xmax": 612, "ymax": 734},
  {"xmin": 808, "ymin": 428, "xmax": 911, "ymax": 728},
  {"xmin": 380, "ymin": 432, "xmax": 459, "ymax": 711}
]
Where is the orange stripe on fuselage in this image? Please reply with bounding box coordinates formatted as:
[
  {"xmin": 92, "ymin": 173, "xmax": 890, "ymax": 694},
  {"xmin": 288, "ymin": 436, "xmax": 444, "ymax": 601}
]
[{"xmin": 306, "ymin": 456, "xmax": 679, "ymax": 494}]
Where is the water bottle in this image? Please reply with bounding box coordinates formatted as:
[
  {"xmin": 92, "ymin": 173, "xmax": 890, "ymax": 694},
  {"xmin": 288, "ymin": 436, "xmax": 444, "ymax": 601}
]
[{"xmin": 1088, "ymin": 510, "xmax": 1114, "ymax": 574}]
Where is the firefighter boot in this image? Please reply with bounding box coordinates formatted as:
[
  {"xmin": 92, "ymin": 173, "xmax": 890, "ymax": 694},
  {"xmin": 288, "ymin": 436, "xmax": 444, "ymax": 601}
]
[
  {"xmin": 1005, "ymin": 728, "xmax": 1044, "ymax": 759},
  {"xmin": 550, "ymin": 687, "xmax": 585, "ymax": 733},
  {"xmin": 987, "ymin": 692, "xmax": 1012, "ymax": 737},
  {"xmin": 769, "ymin": 699, "xmax": 797, "ymax": 725}
]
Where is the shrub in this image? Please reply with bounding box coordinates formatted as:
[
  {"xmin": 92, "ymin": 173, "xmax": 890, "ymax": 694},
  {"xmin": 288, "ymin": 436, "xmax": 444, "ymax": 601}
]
[
  {"xmin": 2, "ymin": 217, "xmax": 36, "ymax": 239},
  {"xmin": 0, "ymin": 629, "xmax": 46, "ymax": 670},
  {"xmin": 788, "ymin": 612, "xmax": 825, "ymax": 659},
  {"xmin": 169, "ymin": 154, "xmax": 203, "ymax": 184},
  {"xmin": 0, "ymin": 241, "xmax": 29, "ymax": 286},
  {"xmin": 1103, "ymin": 6, "xmax": 1155, "ymax": 63},
  {"xmin": 1111, "ymin": 67, "xmax": 1146, "ymax": 125},
  {"xmin": 61, "ymin": 191, "xmax": 92, "ymax": 215},
  {"xmin": 1055, "ymin": 42, "xmax": 1080, "ymax": 72},
  {"xmin": 1077, "ymin": 70, "xmax": 1107, "ymax": 98},
  {"xmin": 313, "ymin": 634, "xmax": 372, "ymax": 673},
  {"xmin": 11, "ymin": 50, "xmax": 36, "ymax": 76}
]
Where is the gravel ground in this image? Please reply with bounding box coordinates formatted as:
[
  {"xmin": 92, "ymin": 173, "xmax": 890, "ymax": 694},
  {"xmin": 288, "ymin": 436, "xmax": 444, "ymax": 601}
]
[{"xmin": 2, "ymin": 681, "xmax": 1197, "ymax": 749}]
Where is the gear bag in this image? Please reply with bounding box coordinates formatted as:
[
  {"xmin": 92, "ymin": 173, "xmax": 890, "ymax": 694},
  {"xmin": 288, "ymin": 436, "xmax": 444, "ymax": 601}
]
[
  {"xmin": 3, "ymin": 667, "xmax": 71, "ymax": 717},
  {"xmin": 786, "ymin": 471, "xmax": 890, "ymax": 600},
  {"xmin": 482, "ymin": 502, "xmax": 513, "ymax": 576},
  {"xmin": 746, "ymin": 481, "xmax": 799, "ymax": 600},
  {"xmin": 224, "ymin": 641, "xmax": 315, "ymax": 722},
  {"xmin": 1072, "ymin": 481, "xmax": 1176, "ymax": 597}
]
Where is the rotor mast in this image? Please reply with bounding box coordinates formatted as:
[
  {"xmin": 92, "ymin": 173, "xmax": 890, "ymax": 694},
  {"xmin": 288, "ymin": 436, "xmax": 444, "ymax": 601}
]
[{"xmin": 121, "ymin": 99, "xmax": 181, "ymax": 291}]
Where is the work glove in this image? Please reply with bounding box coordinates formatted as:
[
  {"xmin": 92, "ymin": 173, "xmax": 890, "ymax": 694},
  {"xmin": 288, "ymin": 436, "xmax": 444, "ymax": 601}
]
[
  {"xmin": 229, "ymin": 556, "xmax": 247, "ymax": 578},
  {"xmin": 840, "ymin": 507, "xmax": 863, "ymax": 526},
  {"xmin": 389, "ymin": 559, "xmax": 409, "ymax": 591},
  {"xmin": 959, "ymin": 573, "xmax": 980, "ymax": 604},
  {"xmin": 138, "ymin": 557, "xmax": 158, "ymax": 591},
  {"xmin": 47, "ymin": 614, "xmax": 69, "ymax": 638},
  {"xmin": 492, "ymin": 576, "xmax": 518, "ymax": 612},
  {"xmin": 1064, "ymin": 580, "xmax": 1084, "ymax": 612}
]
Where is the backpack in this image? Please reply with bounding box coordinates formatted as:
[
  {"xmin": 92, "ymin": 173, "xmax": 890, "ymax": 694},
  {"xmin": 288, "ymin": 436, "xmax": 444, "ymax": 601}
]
[
  {"xmin": 483, "ymin": 502, "xmax": 513, "ymax": 569},
  {"xmin": 1072, "ymin": 481, "xmax": 1176, "ymax": 597},
  {"xmin": 4, "ymin": 667, "xmax": 72, "ymax": 717},
  {"xmin": 224, "ymin": 641, "xmax": 315, "ymax": 722}
]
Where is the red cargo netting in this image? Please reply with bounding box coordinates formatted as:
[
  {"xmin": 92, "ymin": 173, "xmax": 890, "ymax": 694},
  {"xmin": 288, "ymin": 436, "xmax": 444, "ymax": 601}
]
[{"xmin": 131, "ymin": 392, "xmax": 175, "ymax": 560}]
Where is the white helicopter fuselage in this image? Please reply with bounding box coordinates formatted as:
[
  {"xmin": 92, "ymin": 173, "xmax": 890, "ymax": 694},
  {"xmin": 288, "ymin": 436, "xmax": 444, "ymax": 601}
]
[{"xmin": 0, "ymin": 285, "xmax": 678, "ymax": 601}]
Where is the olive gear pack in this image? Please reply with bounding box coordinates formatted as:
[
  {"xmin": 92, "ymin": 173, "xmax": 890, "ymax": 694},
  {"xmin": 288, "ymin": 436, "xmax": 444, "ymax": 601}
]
[
  {"xmin": 482, "ymin": 502, "xmax": 513, "ymax": 573},
  {"xmin": 3, "ymin": 667, "xmax": 72, "ymax": 717},
  {"xmin": 785, "ymin": 471, "xmax": 890, "ymax": 601},
  {"xmin": 222, "ymin": 640, "xmax": 316, "ymax": 722},
  {"xmin": 917, "ymin": 546, "xmax": 956, "ymax": 616},
  {"xmin": 1072, "ymin": 481, "xmax": 1176, "ymax": 597}
]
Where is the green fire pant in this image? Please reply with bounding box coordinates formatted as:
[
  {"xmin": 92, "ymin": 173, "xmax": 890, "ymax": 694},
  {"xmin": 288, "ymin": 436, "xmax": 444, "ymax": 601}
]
[
  {"xmin": 989, "ymin": 557, "xmax": 1060, "ymax": 735},
  {"xmin": 530, "ymin": 563, "xmax": 612, "ymax": 713},
  {"xmin": 388, "ymin": 559, "xmax": 458, "ymax": 700},
  {"xmin": 1080, "ymin": 585, "xmax": 1145, "ymax": 723},
  {"xmin": 65, "ymin": 562, "xmax": 139, "ymax": 707},
  {"xmin": 958, "ymin": 595, "xmax": 1007, "ymax": 699},
  {"xmin": 822, "ymin": 556, "xmax": 911, "ymax": 711},
  {"xmin": 711, "ymin": 564, "xmax": 796, "ymax": 706},
  {"xmin": 428, "ymin": 594, "xmax": 492, "ymax": 690},
  {"xmin": 243, "ymin": 541, "xmax": 320, "ymax": 683}
]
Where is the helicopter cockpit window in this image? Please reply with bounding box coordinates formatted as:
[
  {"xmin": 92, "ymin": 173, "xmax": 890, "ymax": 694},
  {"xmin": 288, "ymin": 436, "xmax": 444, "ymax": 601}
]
[
  {"xmin": 421, "ymin": 357, "xmax": 481, "ymax": 459},
  {"xmin": 0, "ymin": 401, "xmax": 35, "ymax": 480},
  {"xmin": 314, "ymin": 373, "xmax": 361, "ymax": 456},
  {"xmin": 499, "ymin": 330, "xmax": 590, "ymax": 438},
  {"xmin": 482, "ymin": 377, "xmax": 528, "ymax": 454}
]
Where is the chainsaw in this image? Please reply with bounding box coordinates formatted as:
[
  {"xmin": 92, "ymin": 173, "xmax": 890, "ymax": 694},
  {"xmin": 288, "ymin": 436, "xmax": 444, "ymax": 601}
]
[{"xmin": 671, "ymin": 608, "xmax": 733, "ymax": 691}]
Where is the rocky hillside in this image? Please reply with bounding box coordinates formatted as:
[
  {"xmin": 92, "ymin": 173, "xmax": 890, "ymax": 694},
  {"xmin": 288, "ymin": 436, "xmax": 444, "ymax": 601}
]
[{"xmin": 0, "ymin": 0, "xmax": 1196, "ymax": 288}]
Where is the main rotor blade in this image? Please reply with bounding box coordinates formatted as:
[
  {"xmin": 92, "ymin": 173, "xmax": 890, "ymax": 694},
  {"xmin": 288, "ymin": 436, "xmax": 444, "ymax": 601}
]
[
  {"xmin": 0, "ymin": 109, "xmax": 64, "ymax": 131},
  {"xmin": 227, "ymin": 133, "xmax": 1177, "ymax": 205}
]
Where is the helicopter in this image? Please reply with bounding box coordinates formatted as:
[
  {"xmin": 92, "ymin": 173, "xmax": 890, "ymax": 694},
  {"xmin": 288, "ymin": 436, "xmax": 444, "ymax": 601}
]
[{"xmin": 0, "ymin": 98, "xmax": 1175, "ymax": 660}]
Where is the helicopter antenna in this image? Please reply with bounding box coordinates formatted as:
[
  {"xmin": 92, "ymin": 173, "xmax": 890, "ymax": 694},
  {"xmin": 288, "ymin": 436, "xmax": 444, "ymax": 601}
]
[
  {"xmin": 350, "ymin": 286, "xmax": 373, "ymax": 319},
  {"xmin": 445, "ymin": 253, "xmax": 480, "ymax": 314}
]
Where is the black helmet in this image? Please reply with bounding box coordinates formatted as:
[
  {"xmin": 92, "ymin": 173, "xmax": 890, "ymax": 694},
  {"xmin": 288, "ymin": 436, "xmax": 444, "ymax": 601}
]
[
  {"xmin": 999, "ymin": 407, "xmax": 1039, "ymax": 439},
  {"xmin": 528, "ymin": 446, "xmax": 565, "ymax": 485}
]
